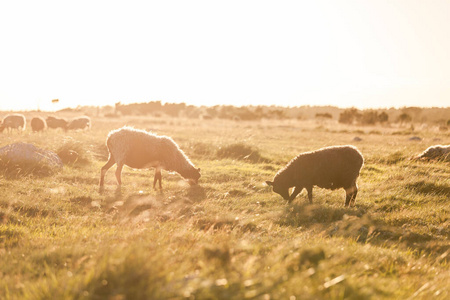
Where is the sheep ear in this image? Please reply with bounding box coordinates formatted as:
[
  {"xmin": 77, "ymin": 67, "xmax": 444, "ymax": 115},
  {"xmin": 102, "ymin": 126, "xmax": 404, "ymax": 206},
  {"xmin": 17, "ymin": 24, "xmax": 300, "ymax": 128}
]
[
  {"xmin": 265, "ymin": 181, "xmax": 274, "ymax": 186},
  {"xmin": 197, "ymin": 168, "xmax": 201, "ymax": 172}
]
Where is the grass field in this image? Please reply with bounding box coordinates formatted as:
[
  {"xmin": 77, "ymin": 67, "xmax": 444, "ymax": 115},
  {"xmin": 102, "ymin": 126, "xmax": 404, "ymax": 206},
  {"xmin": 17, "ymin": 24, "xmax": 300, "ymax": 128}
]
[{"xmin": 1, "ymin": 113, "xmax": 449, "ymax": 299}]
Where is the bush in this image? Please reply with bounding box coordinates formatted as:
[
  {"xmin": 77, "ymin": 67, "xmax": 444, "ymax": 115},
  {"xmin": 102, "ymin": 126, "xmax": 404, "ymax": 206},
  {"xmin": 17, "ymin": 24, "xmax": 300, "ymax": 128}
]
[
  {"xmin": 216, "ymin": 143, "xmax": 268, "ymax": 163},
  {"xmin": 56, "ymin": 138, "xmax": 92, "ymax": 166},
  {"xmin": 360, "ymin": 111, "xmax": 378, "ymax": 125},
  {"xmin": 315, "ymin": 113, "xmax": 332, "ymax": 119},
  {"xmin": 338, "ymin": 108, "xmax": 360, "ymax": 124},
  {"xmin": 190, "ymin": 142, "xmax": 215, "ymax": 158},
  {"xmin": 378, "ymin": 111, "xmax": 389, "ymax": 123},
  {"xmin": 397, "ymin": 113, "xmax": 412, "ymax": 124}
]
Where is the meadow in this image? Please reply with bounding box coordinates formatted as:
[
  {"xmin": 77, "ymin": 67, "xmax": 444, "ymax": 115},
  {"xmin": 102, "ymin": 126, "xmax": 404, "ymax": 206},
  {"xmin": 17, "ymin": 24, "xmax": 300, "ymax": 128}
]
[{"xmin": 0, "ymin": 113, "xmax": 449, "ymax": 299}]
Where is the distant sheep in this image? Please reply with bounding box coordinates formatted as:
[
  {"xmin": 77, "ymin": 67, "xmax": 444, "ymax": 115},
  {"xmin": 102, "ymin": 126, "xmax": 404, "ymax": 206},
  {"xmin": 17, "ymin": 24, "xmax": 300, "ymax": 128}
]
[
  {"xmin": 46, "ymin": 116, "xmax": 68, "ymax": 130},
  {"xmin": 416, "ymin": 145, "xmax": 450, "ymax": 161},
  {"xmin": 68, "ymin": 116, "xmax": 91, "ymax": 130},
  {"xmin": 266, "ymin": 145, "xmax": 364, "ymax": 207},
  {"xmin": 99, "ymin": 127, "xmax": 201, "ymax": 189},
  {"xmin": 0, "ymin": 114, "xmax": 26, "ymax": 133},
  {"xmin": 30, "ymin": 117, "xmax": 47, "ymax": 132}
]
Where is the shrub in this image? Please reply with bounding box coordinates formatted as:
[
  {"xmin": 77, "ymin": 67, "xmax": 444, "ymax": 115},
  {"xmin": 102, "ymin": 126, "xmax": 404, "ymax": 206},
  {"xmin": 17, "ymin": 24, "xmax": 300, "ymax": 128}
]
[
  {"xmin": 338, "ymin": 108, "xmax": 360, "ymax": 124},
  {"xmin": 190, "ymin": 142, "xmax": 215, "ymax": 158},
  {"xmin": 56, "ymin": 138, "xmax": 92, "ymax": 166},
  {"xmin": 216, "ymin": 143, "xmax": 268, "ymax": 163},
  {"xmin": 397, "ymin": 113, "xmax": 412, "ymax": 124},
  {"xmin": 315, "ymin": 113, "xmax": 332, "ymax": 119},
  {"xmin": 378, "ymin": 111, "xmax": 389, "ymax": 123},
  {"xmin": 360, "ymin": 111, "xmax": 378, "ymax": 125}
]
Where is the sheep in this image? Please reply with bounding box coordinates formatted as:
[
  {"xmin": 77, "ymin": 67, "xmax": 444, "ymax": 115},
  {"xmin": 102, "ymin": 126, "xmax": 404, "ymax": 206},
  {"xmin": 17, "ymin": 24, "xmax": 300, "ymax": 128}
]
[
  {"xmin": 0, "ymin": 114, "xmax": 26, "ymax": 133},
  {"xmin": 30, "ymin": 117, "xmax": 47, "ymax": 132},
  {"xmin": 68, "ymin": 116, "xmax": 91, "ymax": 130},
  {"xmin": 416, "ymin": 145, "xmax": 450, "ymax": 161},
  {"xmin": 266, "ymin": 145, "xmax": 364, "ymax": 207},
  {"xmin": 46, "ymin": 116, "xmax": 68, "ymax": 130},
  {"xmin": 99, "ymin": 127, "xmax": 201, "ymax": 190}
]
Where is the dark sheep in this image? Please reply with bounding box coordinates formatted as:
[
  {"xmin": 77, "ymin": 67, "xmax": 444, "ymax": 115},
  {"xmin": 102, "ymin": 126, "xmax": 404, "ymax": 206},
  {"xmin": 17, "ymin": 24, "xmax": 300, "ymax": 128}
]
[
  {"xmin": 46, "ymin": 116, "xmax": 68, "ymax": 130},
  {"xmin": 266, "ymin": 145, "xmax": 364, "ymax": 207},
  {"xmin": 68, "ymin": 116, "xmax": 91, "ymax": 130},
  {"xmin": 99, "ymin": 127, "xmax": 201, "ymax": 189},
  {"xmin": 0, "ymin": 114, "xmax": 26, "ymax": 133},
  {"xmin": 30, "ymin": 117, "xmax": 47, "ymax": 132}
]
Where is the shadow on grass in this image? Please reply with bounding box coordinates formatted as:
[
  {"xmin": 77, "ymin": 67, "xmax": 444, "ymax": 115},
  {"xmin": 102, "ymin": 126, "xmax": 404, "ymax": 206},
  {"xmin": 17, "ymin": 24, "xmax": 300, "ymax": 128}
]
[
  {"xmin": 97, "ymin": 188, "xmax": 209, "ymax": 225},
  {"xmin": 327, "ymin": 214, "xmax": 448, "ymax": 258},
  {"xmin": 186, "ymin": 184, "xmax": 207, "ymax": 201},
  {"xmin": 278, "ymin": 203, "xmax": 449, "ymax": 259},
  {"xmin": 277, "ymin": 203, "xmax": 363, "ymax": 228},
  {"xmin": 405, "ymin": 180, "xmax": 450, "ymax": 197}
]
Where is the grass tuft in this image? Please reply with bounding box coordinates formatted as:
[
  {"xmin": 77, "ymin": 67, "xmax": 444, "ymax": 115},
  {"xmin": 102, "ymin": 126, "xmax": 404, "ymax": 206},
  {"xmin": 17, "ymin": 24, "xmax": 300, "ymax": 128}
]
[
  {"xmin": 56, "ymin": 138, "xmax": 92, "ymax": 166},
  {"xmin": 23, "ymin": 249, "xmax": 171, "ymax": 300},
  {"xmin": 0, "ymin": 225, "xmax": 24, "ymax": 248},
  {"xmin": 0, "ymin": 157, "xmax": 58, "ymax": 177},
  {"xmin": 217, "ymin": 143, "xmax": 269, "ymax": 163},
  {"xmin": 405, "ymin": 180, "xmax": 450, "ymax": 196}
]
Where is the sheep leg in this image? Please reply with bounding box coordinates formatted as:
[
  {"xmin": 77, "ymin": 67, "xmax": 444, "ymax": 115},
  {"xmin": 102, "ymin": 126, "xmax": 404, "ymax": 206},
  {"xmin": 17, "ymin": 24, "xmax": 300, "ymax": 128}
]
[
  {"xmin": 289, "ymin": 186, "xmax": 303, "ymax": 202},
  {"xmin": 345, "ymin": 185, "xmax": 358, "ymax": 207},
  {"xmin": 115, "ymin": 162, "xmax": 124, "ymax": 185},
  {"xmin": 306, "ymin": 186, "xmax": 313, "ymax": 204},
  {"xmin": 99, "ymin": 156, "xmax": 115, "ymax": 187},
  {"xmin": 349, "ymin": 184, "xmax": 358, "ymax": 207},
  {"xmin": 350, "ymin": 189, "xmax": 358, "ymax": 206},
  {"xmin": 153, "ymin": 169, "xmax": 162, "ymax": 190}
]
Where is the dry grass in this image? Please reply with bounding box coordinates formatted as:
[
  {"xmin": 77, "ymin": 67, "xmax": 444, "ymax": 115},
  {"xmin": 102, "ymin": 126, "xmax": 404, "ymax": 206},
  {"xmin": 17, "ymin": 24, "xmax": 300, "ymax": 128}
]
[{"xmin": 0, "ymin": 113, "xmax": 449, "ymax": 299}]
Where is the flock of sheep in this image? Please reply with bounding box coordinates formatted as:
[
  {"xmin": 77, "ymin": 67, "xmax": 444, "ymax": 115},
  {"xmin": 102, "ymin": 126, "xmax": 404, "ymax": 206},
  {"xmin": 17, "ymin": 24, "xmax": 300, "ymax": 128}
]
[
  {"xmin": 99, "ymin": 127, "xmax": 448, "ymax": 207},
  {"xmin": 1, "ymin": 113, "xmax": 449, "ymax": 207},
  {"xmin": 0, "ymin": 113, "xmax": 91, "ymax": 133}
]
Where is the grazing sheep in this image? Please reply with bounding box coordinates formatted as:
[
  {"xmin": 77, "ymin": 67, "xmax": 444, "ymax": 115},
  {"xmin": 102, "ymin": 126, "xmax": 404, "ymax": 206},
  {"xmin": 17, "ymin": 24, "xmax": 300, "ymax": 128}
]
[
  {"xmin": 68, "ymin": 116, "xmax": 91, "ymax": 130},
  {"xmin": 46, "ymin": 116, "xmax": 68, "ymax": 130},
  {"xmin": 99, "ymin": 127, "xmax": 201, "ymax": 189},
  {"xmin": 30, "ymin": 117, "xmax": 47, "ymax": 132},
  {"xmin": 0, "ymin": 114, "xmax": 26, "ymax": 133},
  {"xmin": 416, "ymin": 145, "xmax": 450, "ymax": 161},
  {"xmin": 266, "ymin": 145, "xmax": 364, "ymax": 207}
]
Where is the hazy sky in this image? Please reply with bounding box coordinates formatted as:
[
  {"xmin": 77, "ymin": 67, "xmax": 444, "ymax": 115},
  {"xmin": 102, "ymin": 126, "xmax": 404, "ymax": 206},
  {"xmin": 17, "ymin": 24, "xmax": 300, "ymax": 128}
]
[{"xmin": 0, "ymin": 0, "xmax": 449, "ymax": 111}]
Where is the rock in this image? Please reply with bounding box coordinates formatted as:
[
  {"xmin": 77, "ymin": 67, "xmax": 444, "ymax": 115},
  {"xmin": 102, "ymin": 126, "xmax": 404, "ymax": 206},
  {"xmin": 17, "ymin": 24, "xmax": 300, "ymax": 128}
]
[
  {"xmin": 0, "ymin": 142, "xmax": 62, "ymax": 175},
  {"xmin": 409, "ymin": 136, "xmax": 422, "ymax": 141},
  {"xmin": 353, "ymin": 137, "xmax": 362, "ymax": 142},
  {"xmin": 416, "ymin": 145, "xmax": 450, "ymax": 160}
]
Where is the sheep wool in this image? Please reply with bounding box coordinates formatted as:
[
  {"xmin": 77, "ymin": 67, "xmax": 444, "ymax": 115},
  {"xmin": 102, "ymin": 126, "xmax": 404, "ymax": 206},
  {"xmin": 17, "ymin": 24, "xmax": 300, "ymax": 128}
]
[
  {"xmin": 267, "ymin": 145, "xmax": 364, "ymax": 207},
  {"xmin": 99, "ymin": 127, "xmax": 200, "ymax": 189},
  {"xmin": 30, "ymin": 117, "xmax": 47, "ymax": 132},
  {"xmin": 0, "ymin": 114, "xmax": 26, "ymax": 133}
]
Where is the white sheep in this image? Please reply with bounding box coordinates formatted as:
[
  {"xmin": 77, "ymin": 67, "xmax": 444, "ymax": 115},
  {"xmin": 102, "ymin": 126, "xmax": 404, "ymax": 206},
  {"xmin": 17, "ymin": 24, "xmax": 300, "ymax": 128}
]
[{"xmin": 99, "ymin": 127, "xmax": 201, "ymax": 189}]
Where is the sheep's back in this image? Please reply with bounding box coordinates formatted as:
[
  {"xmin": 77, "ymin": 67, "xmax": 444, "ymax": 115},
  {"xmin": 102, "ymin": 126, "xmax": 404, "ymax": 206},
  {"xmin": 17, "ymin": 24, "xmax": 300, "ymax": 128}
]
[
  {"xmin": 68, "ymin": 117, "xmax": 90, "ymax": 130},
  {"xmin": 284, "ymin": 146, "xmax": 363, "ymax": 188},
  {"xmin": 31, "ymin": 117, "xmax": 46, "ymax": 131},
  {"xmin": 106, "ymin": 128, "xmax": 164, "ymax": 168},
  {"xmin": 3, "ymin": 114, "xmax": 26, "ymax": 130}
]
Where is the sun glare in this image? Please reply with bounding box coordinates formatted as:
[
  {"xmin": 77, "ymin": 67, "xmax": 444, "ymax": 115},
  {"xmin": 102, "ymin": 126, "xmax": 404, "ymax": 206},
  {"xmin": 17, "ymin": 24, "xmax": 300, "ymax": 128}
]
[{"xmin": 0, "ymin": 1, "xmax": 449, "ymax": 111}]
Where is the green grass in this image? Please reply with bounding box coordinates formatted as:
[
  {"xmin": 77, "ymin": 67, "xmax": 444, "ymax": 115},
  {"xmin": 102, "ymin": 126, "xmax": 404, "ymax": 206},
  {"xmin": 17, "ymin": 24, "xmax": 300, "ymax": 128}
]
[{"xmin": 0, "ymin": 114, "xmax": 449, "ymax": 299}]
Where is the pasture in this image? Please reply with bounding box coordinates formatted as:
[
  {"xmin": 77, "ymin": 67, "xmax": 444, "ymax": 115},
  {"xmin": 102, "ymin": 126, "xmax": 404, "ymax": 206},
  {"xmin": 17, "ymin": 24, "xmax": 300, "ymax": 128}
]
[{"xmin": 0, "ymin": 113, "xmax": 449, "ymax": 299}]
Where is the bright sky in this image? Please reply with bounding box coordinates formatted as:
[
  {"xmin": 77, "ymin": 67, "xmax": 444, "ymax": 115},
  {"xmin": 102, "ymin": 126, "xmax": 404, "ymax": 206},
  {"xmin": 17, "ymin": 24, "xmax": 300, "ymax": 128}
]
[{"xmin": 0, "ymin": 0, "xmax": 449, "ymax": 111}]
